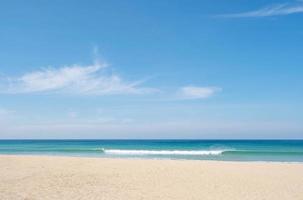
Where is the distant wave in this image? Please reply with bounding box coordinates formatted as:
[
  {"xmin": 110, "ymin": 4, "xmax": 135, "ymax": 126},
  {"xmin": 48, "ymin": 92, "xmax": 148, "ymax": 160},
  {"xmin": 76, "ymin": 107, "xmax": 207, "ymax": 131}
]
[{"xmin": 101, "ymin": 149, "xmax": 225, "ymax": 155}]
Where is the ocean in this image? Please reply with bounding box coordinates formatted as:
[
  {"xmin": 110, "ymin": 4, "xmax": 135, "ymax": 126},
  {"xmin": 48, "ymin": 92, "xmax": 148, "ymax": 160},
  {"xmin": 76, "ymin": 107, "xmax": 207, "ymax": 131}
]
[{"xmin": 0, "ymin": 140, "xmax": 302, "ymax": 162}]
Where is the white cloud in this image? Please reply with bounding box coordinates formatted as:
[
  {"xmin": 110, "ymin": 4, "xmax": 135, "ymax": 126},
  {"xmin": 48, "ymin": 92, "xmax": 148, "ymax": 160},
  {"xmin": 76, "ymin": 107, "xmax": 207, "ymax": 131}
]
[
  {"xmin": 178, "ymin": 86, "xmax": 221, "ymax": 99},
  {"xmin": 221, "ymin": 2, "xmax": 303, "ymax": 18},
  {"xmin": 1, "ymin": 61, "xmax": 155, "ymax": 95}
]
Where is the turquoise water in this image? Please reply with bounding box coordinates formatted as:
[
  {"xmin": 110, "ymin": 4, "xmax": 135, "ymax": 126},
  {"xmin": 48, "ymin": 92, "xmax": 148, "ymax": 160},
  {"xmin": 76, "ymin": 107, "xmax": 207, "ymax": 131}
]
[{"xmin": 0, "ymin": 140, "xmax": 303, "ymax": 162}]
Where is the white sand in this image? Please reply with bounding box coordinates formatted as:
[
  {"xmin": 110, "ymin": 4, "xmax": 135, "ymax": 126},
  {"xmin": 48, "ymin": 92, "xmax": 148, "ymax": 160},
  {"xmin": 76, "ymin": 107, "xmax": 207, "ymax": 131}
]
[{"xmin": 0, "ymin": 155, "xmax": 303, "ymax": 200}]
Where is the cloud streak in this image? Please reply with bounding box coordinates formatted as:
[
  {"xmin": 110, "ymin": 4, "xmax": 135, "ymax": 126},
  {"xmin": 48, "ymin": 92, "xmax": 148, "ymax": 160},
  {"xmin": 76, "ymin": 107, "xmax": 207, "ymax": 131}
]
[
  {"xmin": 178, "ymin": 86, "xmax": 221, "ymax": 99},
  {"xmin": 0, "ymin": 61, "xmax": 155, "ymax": 95},
  {"xmin": 220, "ymin": 2, "xmax": 303, "ymax": 18}
]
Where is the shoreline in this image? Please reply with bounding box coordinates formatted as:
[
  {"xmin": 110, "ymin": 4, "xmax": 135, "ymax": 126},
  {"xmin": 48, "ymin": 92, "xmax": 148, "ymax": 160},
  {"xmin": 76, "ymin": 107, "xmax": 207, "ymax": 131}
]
[
  {"xmin": 1, "ymin": 155, "xmax": 303, "ymax": 200},
  {"xmin": 0, "ymin": 153, "xmax": 303, "ymax": 164}
]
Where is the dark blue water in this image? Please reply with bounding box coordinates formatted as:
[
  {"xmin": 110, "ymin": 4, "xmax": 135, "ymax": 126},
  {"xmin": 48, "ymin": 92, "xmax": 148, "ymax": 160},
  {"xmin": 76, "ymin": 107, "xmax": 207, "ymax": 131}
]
[{"xmin": 0, "ymin": 140, "xmax": 302, "ymax": 162}]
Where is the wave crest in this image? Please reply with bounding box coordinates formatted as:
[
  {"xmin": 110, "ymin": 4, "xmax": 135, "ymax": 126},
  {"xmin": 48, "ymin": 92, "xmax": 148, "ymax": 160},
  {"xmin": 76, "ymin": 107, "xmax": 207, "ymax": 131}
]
[{"xmin": 102, "ymin": 149, "xmax": 225, "ymax": 156}]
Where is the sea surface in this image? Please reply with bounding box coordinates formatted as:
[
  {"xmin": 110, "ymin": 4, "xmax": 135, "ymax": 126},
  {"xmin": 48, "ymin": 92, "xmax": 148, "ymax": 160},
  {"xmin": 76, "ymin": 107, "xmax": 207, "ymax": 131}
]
[{"xmin": 0, "ymin": 140, "xmax": 302, "ymax": 162}]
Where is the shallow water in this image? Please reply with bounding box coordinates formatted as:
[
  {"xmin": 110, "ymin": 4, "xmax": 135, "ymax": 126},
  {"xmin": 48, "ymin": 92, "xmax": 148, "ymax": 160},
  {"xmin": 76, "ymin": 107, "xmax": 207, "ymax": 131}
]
[{"xmin": 0, "ymin": 140, "xmax": 302, "ymax": 162}]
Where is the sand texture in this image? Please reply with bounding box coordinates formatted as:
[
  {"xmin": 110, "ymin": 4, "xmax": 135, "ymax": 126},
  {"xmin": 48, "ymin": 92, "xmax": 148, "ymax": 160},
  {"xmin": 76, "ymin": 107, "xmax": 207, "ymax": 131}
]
[{"xmin": 0, "ymin": 155, "xmax": 303, "ymax": 200}]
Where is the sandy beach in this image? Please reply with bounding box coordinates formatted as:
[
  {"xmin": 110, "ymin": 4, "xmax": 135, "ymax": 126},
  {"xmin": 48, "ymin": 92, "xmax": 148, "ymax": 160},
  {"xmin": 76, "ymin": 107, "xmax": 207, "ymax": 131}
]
[{"xmin": 0, "ymin": 155, "xmax": 302, "ymax": 200}]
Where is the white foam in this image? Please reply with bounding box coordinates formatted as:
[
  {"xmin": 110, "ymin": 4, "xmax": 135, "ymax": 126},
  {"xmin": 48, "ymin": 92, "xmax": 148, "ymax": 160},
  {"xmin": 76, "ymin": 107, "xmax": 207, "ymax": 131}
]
[{"xmin": 103, "ymin": 149, "xmax": 225, "ymax": 156}]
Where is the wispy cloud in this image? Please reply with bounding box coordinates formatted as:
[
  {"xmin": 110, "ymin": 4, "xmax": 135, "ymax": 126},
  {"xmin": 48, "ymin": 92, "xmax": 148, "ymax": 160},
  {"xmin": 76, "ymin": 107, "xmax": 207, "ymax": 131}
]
[
  {"xmin": 0, "ymin": 61, "xmax": 155, "ymax": 95},
  {"xmin": 177, "ymin": 86, "xmax": 221, "ymax": 100},
  {"xmin": 220, "ymin": 1, "xmax": 303, "ymax": 18}
]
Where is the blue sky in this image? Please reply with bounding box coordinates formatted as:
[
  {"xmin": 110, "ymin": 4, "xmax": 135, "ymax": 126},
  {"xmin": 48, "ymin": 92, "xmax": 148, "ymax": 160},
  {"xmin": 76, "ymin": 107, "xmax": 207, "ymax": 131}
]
[{"xmin": 0, "ymin": 0, "xmax": 303, "ymax": 139}]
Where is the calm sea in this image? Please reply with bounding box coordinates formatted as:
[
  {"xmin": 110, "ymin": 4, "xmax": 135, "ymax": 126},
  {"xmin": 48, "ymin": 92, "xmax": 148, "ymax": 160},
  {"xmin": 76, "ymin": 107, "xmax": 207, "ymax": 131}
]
[{"xmin": 0, "ymin": 140, "xmax": 302, "ymax": 162}]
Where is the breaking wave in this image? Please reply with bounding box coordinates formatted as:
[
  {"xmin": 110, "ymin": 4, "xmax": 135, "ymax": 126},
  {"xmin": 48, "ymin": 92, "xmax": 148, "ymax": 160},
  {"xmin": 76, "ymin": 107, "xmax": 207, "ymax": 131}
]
[{"xmin": 101, "ymin": 149, "xmax": 226, "ymax": 155}]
